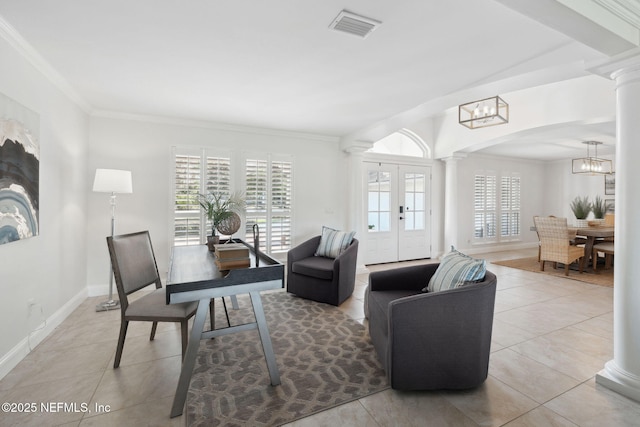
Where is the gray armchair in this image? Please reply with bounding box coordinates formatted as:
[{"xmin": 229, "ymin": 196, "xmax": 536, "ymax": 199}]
[
  {"xmin": 286, "ymin": 236, "xmax": 359, "ymax": 306},
  {"xmin": 365, "ymin": 263, "xmax": 497, "ymax": 390}
]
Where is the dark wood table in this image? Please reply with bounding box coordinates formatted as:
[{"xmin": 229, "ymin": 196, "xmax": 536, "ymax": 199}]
[
  {"xmin": 165, "ymin": 240, "xmax": 284, "ymax": 418},
  {"xmin": 572, "ymin": 226, "xmax": 615, "ymax": 270}
]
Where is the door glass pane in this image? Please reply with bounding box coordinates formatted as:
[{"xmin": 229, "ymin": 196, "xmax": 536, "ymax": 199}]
[
  {"xmin": 379, "ymin": 212, "xmax": 390, "ymax": 231},
  {"xmin": 404, "ymin": 212, "xmax": 415, "ymax": 230},
  {"xmin": 367, "ymin": 170, "xmax": 391, "ymax": 233},
  {"xmin": 368, "ymin": 192, "xmax": 379, "ymax": 211},
  {"xmin": 368, "ymin": 213, "xmax": 379, "ymax": 232},
  {"xmin": 403, "ymin": 172, "xmax": 425, "ymax": 231},
  {"xmin": 379, "ymin": 192, "xmax": 390, "ymax": 211}
]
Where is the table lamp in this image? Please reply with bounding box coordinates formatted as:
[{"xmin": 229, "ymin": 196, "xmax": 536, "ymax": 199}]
[{"xmin": 93, "ymin": 168, "xmax": 133, "ymax": 312}]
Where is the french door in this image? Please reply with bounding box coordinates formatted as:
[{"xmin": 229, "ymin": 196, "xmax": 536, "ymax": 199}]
[{"xmin": 364, "ymin": 162, "xmax": 431, "ymax": 264}]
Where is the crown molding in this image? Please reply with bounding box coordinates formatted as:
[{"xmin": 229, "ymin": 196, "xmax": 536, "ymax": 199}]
[
  {"xmin": 90, "ymin": 109, "xmax": 340, "ymax": 143},
  {"xmin": 0, "ymin": 13, "xmax": 92, "ymax": 113}
]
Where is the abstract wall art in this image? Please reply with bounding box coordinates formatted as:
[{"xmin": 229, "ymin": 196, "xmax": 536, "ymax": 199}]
[{"xmin": 0, "ymin": 92, "xmax": 39, "ymax": 245}]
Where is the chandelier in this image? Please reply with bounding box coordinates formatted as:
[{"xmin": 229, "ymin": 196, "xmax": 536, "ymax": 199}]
[
  {"xmin": 572, "ymin": 141, "xmax": 613, "ymax": 175},
  {"xmin": 458, "ymin": 96, "xmax": 509, "ymax": 129}
]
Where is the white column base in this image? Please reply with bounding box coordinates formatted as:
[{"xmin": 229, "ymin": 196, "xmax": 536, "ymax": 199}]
[{"xmin": 596, "ymin": 360, "xmax": 640, "ymax": 403}]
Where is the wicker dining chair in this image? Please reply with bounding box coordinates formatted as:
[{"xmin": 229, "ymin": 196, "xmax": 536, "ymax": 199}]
[{"xmin": 533, "ymin": 216, "xmax": 584, "ymax": 276}]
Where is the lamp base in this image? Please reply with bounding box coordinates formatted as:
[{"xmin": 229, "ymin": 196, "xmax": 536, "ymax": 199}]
[{"xmin": 96, "ymin": 299, "xmax": 120, "ymax": 312}]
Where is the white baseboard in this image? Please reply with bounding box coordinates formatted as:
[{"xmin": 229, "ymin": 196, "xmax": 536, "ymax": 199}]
[
  {"xmin": 0, "ymin": 287, "xmax": 88, "ymax": 381},
  {"xmin": 459, "ymin": 242, "xmax": 538, "ymax": 257}
]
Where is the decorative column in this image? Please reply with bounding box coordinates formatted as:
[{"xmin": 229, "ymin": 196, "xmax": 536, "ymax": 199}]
[
  {"xmin": 591, "ymin": 51, "xmax": 640, "ymax": 402},
  {"xmin": 442, "ymin": 154, "xmax": 466, "ymax": 255},
  {"xmin": 343, "ymin": 140, "xmax": 373, "ymax": 274}
]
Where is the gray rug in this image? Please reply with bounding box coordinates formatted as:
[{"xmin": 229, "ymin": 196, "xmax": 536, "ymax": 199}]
[{"xmin": 186, "ymin": 291, "xmax": 388, "ymax": 426}]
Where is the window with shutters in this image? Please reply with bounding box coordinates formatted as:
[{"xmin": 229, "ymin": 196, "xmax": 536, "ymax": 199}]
[
  {"xmin": 474, "ymin": 171, "xmax": 520, "ymax": 242},
  {"xmin": 500, "ymin": 175, "xmax": 521, "ymax": 238},
  {"xmin": 244, "ymin": 155, "xmax": 293, "ymax": 254},
  {"xmin": 173, "ymin": 148, "xmax": 232, "ymax": 246}
]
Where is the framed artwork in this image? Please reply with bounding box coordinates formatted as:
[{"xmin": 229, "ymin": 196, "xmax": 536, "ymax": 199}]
[
  {"xmin": 0, "ymin": 92, "xmax": 40, "ymax": 245},
  {"xmin": 605, "ymin": 173, "xmax": 615, "ymax": 195},
  {"xmin": 605, "ymin": 199, "xmax": 615, "ymax": 213}
]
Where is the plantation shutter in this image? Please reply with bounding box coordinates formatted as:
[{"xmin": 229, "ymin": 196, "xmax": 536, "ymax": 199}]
[
  {"xmin": 270, "ymin": 160, "xmax": 292, "ymax": 252},
  {"xmin": 173, "ymin": 149, "xmax": 232, "ymax": 246},
  {"xmin": 500, "ymin": 175, "xmax": 521, "ymax": 237},
  {"xmin": 174, "ymin": 155, "xmax": 201, "ymax": 246},
  {"xmin": 244, "ymin": 155, "xmax": 293, "ymax": 254},
  {"xmin": 474, "ymin": 173, "xmax": 497, "ymax": 240}
]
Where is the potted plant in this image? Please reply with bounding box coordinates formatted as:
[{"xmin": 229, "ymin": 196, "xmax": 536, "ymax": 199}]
[
  {"xmin": 570, "ymin": 196, "xmax": 590, "ymax": 227},
  {"xmin": 197, "ymin": 191, "xmax": 246, "ymax": 250},
  {"xmin": 591, "ymin": 195, "xmax": 606, "ymax": 224}
]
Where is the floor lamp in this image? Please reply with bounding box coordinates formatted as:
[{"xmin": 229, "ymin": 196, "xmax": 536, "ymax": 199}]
[{"xmin": 93, "ymin": 168, "xmax": 133, "ymax": 312}]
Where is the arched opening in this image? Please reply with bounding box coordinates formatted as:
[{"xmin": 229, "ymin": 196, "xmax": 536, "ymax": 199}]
[{"xmin": 368, "ymin": 129, "xmax": 430, "ymax": 158}]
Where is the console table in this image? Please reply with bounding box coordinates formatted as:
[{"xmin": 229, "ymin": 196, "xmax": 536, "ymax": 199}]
[{"xmin": 166, "ymin": 241, "xmax": 284, "ymax": 418}]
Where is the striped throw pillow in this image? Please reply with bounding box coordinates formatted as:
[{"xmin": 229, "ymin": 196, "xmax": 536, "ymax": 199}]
[
  {"xmin": 425, "ymin": 247, "xmax": 486, "ymax": 293},
  {"xmin": 315, "ymin": 227, "xmax": 355, "ymax": 258}
]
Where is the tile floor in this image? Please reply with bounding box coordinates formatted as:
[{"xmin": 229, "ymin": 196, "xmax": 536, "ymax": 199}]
[{"xmin": 1, "ymin": 248, "xmax": 639, "ymax": 426}]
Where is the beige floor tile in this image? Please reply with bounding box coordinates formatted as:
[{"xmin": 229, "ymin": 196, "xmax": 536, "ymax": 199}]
[
  {"xmin": 78, "ymin": 396, "xmax": 185, "ymax": 426},
  {"xmin": 494, "ymin": 291, "xmax": 537, "ymax": 312},
  {"xmin": 510, "ymin": 336, "xmax": 606, "ymax": 382},
  {"xmin": 4, "ymin": 342, "xmax": 113, "ymax": 389},
  {"xmin": 545, "ymin": 379, "xmax": 640, "ymax": 427},
  {"xmin": 500, "ymin": 286, "xmax": 558, "ymax": 305},
  {"xmin": 337, "ymin": 296, "xmax": 365, "ymax": 320},
  {"xmin": 489, "ymin": 348, "xmax": 580, "ymax": 403},
  {"xmin": 491, "ymin": 319, "xmax": 539, "ymax": 348},
  {"xmin": 545, "ymin": 327, "xmax": 613, "ymax": 361},
  {"xmin": 494, "ymin": 303, "xmax": 590, "ymax": 336},
  {"xmin": 88, "ymin": 356, "xmax": 182, "ymax": 414},
  {"xmin": 503, "ymin": 406, "xmax": 578, "ymax": 427},
  {"xmin": 441, "ymin": 376, "xmax": 538, "ymax": 426},
  {"xmin": 282, "ymin": 400, "xmax": 378, "ymax": 427},
  {"xmin": 571, "ymin": 312, "xmax": 613, "ymax": 340},
  {"xmin": 359, "ymin": 388, "xmax": 479, "ymax": 427},
  {"xmin": 108, "ymin": 329, "xmax": 184, "ymax": 368},
  {"xmin": 0, "ymin": 372, "xmax": 103, "ymax": 426}
]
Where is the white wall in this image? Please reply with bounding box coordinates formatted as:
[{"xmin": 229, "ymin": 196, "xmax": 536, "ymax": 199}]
[
  {"xmin": 0, "ymin": 36, "xmax": 90, "ymax": 376},
  {"xmin": 86, "ymin": 116, "xmax": 347, "ymax": 290},
  {"xmin": 546, "ymin": 155, "xmax": 616, "ymax": 222},
  {"xmin": 456, "ymin": 153, "xmax": 547, "ymax": 254}
]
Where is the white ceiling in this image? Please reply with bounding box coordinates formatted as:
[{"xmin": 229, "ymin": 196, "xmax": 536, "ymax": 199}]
[{"xmin": 0, "ymin": 0, "xmax": 633, "ymax": 159}]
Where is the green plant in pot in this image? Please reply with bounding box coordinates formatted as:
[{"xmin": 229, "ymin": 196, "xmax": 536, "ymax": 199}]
[
  {"xmin": 197, "ymin": 191, "xmax": 246, "ymax": 250},
  {"xmin": 591, "ymin": 195, "xmax": 606, "ymax": 220},
  {"xmin": 570, "ymin": 196, "xmax": 591, "ymax": 226}
]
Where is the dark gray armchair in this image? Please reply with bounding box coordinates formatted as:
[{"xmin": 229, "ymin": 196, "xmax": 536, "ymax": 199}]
[
  {"xmin": 365, "ymin": 263, "xmax": 497, "ymax": 390},
  {"xmin": 286, "ymin": 236, "xmax": 359, "ymax": 306}
]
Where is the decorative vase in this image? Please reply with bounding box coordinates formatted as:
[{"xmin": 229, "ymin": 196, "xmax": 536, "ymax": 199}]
[
  {"xmin": 575, "ymin": 219, "xmax": 589, "ymax": 228},
  {"xmin": 207, "ymin": 235, "xmax": 219, "ymax": 251}
]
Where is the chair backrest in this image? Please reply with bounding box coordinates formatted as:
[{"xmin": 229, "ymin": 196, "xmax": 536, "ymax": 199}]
[
  {"xmin": 534, "ymin": 216, "xmax": 571, "ymax": 255},
  {"xmin": 605, "ymin": 213, "xmax": 615, "ymax": 226},
  {"xmin": 107, "ymin": 231, "xmax": 162, "ymax": 305}
]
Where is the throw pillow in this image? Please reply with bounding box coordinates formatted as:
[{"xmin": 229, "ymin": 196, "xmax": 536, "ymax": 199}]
[
  {"xmin": 423, "ymin": 246, "xmax": 486, "ymax": 293},
  {"xmin": 315, "ymin": 226, "xmax": 356, "ymax": 258}
]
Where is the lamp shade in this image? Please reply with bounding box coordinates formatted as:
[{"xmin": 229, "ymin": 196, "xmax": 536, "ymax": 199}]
[{"xmin": 92, "ymin": 169, "xmax": 133, "ymax": 193}]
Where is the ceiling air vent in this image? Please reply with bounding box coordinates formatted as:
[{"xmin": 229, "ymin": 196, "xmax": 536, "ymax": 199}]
[{"xmin": 329, "ymin": 10, "xmax": 381, "ymax": 39}]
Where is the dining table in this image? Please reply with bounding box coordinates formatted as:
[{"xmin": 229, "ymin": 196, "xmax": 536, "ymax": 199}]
[{"xmin": 571, "ymin": 226, "xmax": 615, "ymax": 270}]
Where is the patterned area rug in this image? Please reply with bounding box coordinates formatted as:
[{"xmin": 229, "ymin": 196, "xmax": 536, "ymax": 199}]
[
  {"xmin": 492, "ymin": 257, "xmax": 613, "ymax": 287},
  {"xmin": 186, "ymin": 291, "xmax": 388, "ymax": 426}
]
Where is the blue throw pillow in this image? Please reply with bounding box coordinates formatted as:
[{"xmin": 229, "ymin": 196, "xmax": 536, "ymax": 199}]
[
  {"xmin": 315, "ymin": 226, "xmax": 355, "ymax": 258},
  {"xmin": 423, "ymin": 246, "xmax": 486, "ymax": 293}
]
